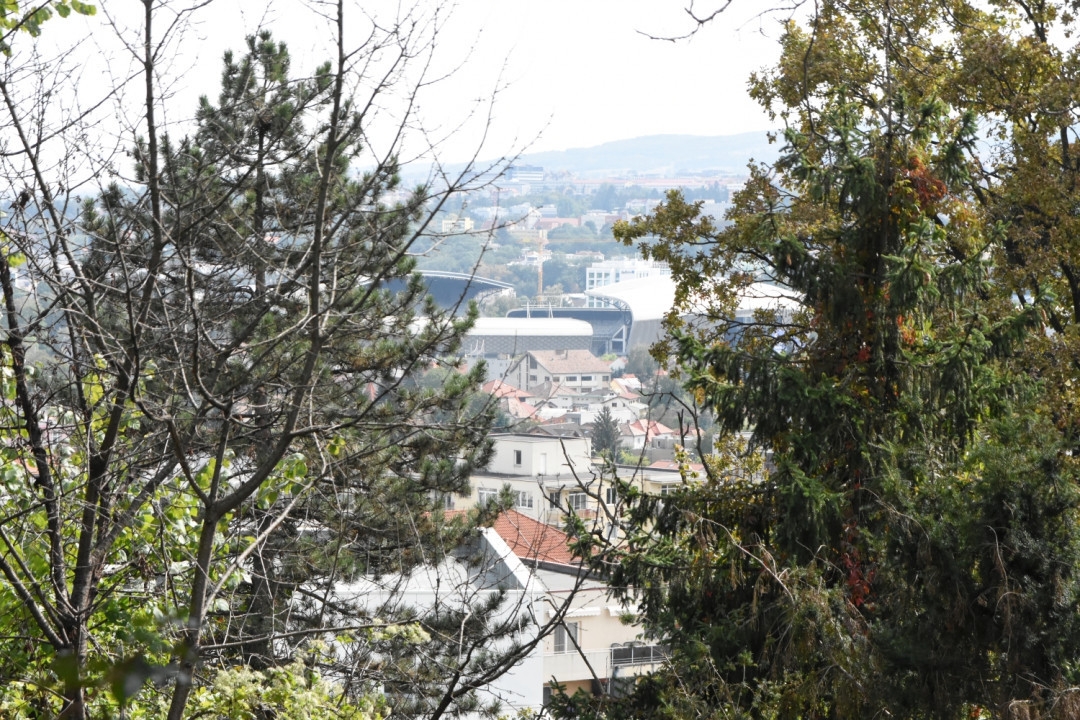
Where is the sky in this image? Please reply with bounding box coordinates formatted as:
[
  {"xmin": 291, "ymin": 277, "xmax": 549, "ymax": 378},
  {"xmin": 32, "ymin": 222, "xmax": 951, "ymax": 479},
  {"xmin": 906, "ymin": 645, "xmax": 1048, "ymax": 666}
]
[
  {"xmin": 424, "ymin": 0, "xmax": 783, "ymax": 162},
  {"xmin": 26, "ymin": 1, "xmax": 784, "ymax": 169}
]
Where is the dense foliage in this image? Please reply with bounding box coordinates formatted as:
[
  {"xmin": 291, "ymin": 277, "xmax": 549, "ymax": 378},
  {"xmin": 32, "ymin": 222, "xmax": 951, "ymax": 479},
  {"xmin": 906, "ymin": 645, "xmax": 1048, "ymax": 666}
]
[
  {"xmin": 555, "ymin": 1, "xmax": 1080, "ymax": 718},
  {"xmin": 0, "ymin": 6, "xmax": 537, "ymax": 719}
]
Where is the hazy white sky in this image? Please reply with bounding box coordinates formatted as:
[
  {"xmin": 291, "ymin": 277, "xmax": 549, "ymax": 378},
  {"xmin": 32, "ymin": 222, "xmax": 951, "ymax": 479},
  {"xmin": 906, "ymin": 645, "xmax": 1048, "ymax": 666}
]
[
  {"xmin": 427, "ymin": 0, "xmax": 782, "ymax": 161},
  {"xmin": 28, "ymin": 1, "xmax": 783, "ymax": 167}
]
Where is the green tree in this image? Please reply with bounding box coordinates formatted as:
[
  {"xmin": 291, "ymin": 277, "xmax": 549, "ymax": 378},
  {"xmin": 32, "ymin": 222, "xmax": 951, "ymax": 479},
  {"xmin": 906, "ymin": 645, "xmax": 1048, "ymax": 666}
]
[
  {"xmin": 556, "ymin": 3, "xmax": 1080, "ymax": 718},
  {"xmin": 0, "ymin": 0, "xmax": 95, "ymax": 51},
  {"xmin": 547, "ymin": 224, "xmax": 596, "ymax": 240},
  {"xmin": 591, "ymin": 405, "xmax": 620, "ymax": 459},
  {"xmin": 0, "ymin": 5, "xmax": 554, "ymax": 719},
  {"xmin": 625, "ymin": 345, "xmax": 659, "ymax": 379}
]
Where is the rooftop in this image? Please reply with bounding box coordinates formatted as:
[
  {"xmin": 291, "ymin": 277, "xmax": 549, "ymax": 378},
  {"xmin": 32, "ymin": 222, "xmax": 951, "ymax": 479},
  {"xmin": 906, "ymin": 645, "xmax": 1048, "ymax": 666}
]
[
  {"xmin": 470, "ymin": 317, "xmax": 593, "ymax": 337},
  {"xmin": 491, "ymin": 510, "xmax": 579, "ymax": 566},
  {"xmin": 529, "ymin": 349, "xmax": 611, "ymax": 375},
  {"xmin": 482, "ymin": 379, "xmax": 533, "ymax": 398}
]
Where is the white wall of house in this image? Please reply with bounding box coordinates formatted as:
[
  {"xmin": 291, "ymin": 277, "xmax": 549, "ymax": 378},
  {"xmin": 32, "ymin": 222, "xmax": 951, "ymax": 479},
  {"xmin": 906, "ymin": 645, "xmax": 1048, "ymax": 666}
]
[
  {"xmin": 487, "ymin": 435, "xmax": 592, "ymax": 477},
  {"xmin": 546, "ymin": 371, "xmax": 610, "ymax": 393},
  {"xmin": 538, "ymin": 572, "xmax": 661, "ymax": 694},
  {"xmin": 463, "ymin": 475, "xmax": 549, "ymax": 522},
  {"xmin": 330, "ymin": 530, "xmax": 546, "ymax": 716}
]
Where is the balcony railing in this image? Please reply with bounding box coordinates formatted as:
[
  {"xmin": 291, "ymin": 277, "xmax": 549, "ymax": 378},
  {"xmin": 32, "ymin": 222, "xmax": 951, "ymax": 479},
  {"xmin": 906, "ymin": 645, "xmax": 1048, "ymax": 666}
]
[
  {"xmin": 610, "ymin": 644, "xmax": 666, "ymax": 667},
  {"xmin": 544, "ymin": 648, "xmax": 612, "ymax": 682}
]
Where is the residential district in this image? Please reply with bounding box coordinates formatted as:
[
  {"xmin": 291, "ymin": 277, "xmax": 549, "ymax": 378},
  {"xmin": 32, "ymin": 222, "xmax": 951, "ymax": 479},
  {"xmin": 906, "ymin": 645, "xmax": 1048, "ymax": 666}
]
[{"xmin": 373, "ymin": 165, "xmax": 797, "ymax": 714}]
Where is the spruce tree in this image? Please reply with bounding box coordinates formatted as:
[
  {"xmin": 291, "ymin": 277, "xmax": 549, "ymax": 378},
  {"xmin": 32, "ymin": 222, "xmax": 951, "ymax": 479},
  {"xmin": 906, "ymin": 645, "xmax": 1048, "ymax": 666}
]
[{"xmin": 592, "ymin": 404, "xmax": 621, "ymax": 460}]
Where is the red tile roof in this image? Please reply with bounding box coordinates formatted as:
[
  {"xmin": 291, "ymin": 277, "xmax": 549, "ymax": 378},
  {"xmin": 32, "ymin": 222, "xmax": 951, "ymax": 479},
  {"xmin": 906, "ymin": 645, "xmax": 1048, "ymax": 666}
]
[
  {"xmin": 491, "ymin": 510, "xmax": 578, "ymax": 566},
  {"xmin": 483, "ymin": 379, "xmax": 533, "ymax": 399},
  {"xmin": 528, "ymin": 349, "xmax": 610, "ymax": 375},
  {"xmin": 622, "ymin": 419, "xmax": 676, "ymax": 438},
  {"xmin": 502, "ymin": 396, "xmax": 538, "ymax": 419}
]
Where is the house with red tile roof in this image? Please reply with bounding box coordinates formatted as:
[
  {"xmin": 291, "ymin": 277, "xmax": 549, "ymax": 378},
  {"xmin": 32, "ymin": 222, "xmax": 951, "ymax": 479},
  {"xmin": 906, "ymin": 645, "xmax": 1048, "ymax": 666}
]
[
  {"xmin": 482, "ymin": 379, "xmax": 533, "ymax": 400},
  {"xmin": 509, "ymin": 349, "xmax": 612, "ymax": 394},
  {"xmin": 619, "ymin": 419, "xmax": 677, "ymax": 451},
  {"xmin": 483, "ymin": 510, "xmax": 664, "ymax": 702}
]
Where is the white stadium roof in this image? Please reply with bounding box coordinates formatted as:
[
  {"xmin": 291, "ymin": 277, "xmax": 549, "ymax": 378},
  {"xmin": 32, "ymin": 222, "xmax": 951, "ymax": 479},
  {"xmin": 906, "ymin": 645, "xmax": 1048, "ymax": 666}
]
[
  {"xmin": 468, "ymin": 317, "xmax": 594, "ymax": 337},
  {"xmin": 585, "ymin": 276, "xmax": 803, "ymax": 349}
]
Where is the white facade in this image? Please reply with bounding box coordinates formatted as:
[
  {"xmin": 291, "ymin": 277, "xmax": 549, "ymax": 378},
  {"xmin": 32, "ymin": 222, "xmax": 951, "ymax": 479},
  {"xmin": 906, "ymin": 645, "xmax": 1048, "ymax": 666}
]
[
  {"xmin": 329, "ymin": 529, "xmax": 546, "ymax": 716},
  {"xmin": 487, "ymin": 434, "xmax": 592, "ymax": 478},
  {"xmin": 537, "ymin": 568, "xmax": 664, "ymax": 700},
  {"xmin": 585, "ymin": 258, "xmax": 671, "ymax": 308},
  {"xmin": 440, "ymin": 213, "xmax": 475, "ymax": 233},
  {"xmin": 511, "ymin": 350, "xmax": 612, "ymax": 394},
  {"xmin": 457, "ymin": 434, "xmax": 605, "ymax": 527}
]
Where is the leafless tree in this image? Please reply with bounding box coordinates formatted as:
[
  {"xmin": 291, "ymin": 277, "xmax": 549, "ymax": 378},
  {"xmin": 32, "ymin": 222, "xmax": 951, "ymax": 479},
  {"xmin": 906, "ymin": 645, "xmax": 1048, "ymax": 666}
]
[{"xmin": 0, "ymin": 1, "xmax": 579, "ymax": 718}]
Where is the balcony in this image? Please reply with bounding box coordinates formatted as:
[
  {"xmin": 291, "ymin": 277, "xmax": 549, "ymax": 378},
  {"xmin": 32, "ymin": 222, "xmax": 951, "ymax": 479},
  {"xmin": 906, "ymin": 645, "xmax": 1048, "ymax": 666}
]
[
  {"xmin": 611, "ymin": 644, "xmax": 666, "ymax": 667},
  {"xmin": 544, "ymin": 645, "xmax": 667, "ymax": 683},
  {"xmin": 544, "ymin": 648, "xmax": 612, "ymax": 682}
]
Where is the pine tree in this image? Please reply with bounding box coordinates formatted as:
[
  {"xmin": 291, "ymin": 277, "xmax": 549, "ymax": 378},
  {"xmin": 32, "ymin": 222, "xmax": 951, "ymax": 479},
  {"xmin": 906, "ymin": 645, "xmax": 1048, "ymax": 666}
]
[{"xmin": 0, "ymin": 9, "xmax": 540, "ymax": 718}]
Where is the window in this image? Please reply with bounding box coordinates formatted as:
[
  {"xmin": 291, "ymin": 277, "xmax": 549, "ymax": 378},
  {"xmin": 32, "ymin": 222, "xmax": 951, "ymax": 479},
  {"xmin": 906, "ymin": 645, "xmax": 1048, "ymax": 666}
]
[
  {"xmin": 554, "ymin": 621, "xmax": 579, "ymax": 653},
  {"xmin": 568, "ymin": 492, "xmax": 588, "ymax": 511},
  {"xmin": 514, "ymin": 449, "xmax": 523, "ymax": 466},
  {"xmin": 605, "ymin": 487, "xmax": 618, "ymax": 505},
  {"xmin": 529, "ymin": 374, "xmax": 538, "ymax": 383},
  {"xmin": 514, "ymin": 490, "xmax": 533, "ymax": 509},
  {"xmin": 659, "ymin": 484, "xmax": 677, "ymax": 497},
  {"xmin": 478, "ymin": 488, "xmax": 498, "ymax": 506},
  {"xmin": 442, "ymin": 493, "xmax": 455, "ymax": 510},
  {"xmin": 567, "ymin": 375, "xmax": 578, "ymax": 381},
  {"xmin": 549, "ymin": 491, "xmax": 561, "ymax": 508},
  {"xmin": 581, "ymin": 375, "xmax": 593, "ymax": 381}
]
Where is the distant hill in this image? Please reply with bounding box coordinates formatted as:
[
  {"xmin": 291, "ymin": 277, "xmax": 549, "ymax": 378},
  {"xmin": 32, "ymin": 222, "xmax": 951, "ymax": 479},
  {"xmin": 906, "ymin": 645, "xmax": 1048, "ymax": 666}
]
[{"xmin": 505, "ymin": 131, "xmax": 780, "ymax": 177}]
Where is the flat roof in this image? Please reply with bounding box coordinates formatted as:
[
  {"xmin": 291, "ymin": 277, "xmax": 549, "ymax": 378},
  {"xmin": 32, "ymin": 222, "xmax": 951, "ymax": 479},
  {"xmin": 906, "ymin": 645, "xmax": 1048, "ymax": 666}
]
[
  {"xmin": 468, "ymin": 317, "xmax": 594, "ymax": 337},
  {"xmin": 585, "ymin": 277, "xmax": 802, "ymax": 322}
]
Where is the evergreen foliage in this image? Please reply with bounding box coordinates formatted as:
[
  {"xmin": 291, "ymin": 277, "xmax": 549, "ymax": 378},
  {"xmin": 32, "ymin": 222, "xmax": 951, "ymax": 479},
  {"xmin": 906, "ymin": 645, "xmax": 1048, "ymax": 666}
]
[
  {"xmin": 0, "ymin": 12, "xmax": 536, "ymax": 719},
  {"xmin": 554, "ymin": 2, "xmax": 1080, "ymax": 718},
  {"xmin": 592, "ymin": 405, "xmax": 621, "ymax": 459}
]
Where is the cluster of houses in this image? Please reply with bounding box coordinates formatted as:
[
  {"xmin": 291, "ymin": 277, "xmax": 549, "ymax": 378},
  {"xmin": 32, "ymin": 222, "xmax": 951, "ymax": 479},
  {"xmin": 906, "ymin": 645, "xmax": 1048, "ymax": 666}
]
[
  {"xmin": 479, "ymin": 349, "xmax": 687, "ymax": 461},
  {"xmin": 382, "ymin": 347, "xmax": 710, "ymax": 713},
  {"xmin": 428, "ymin": 431, "xmax": 697, "ymax": 714}
]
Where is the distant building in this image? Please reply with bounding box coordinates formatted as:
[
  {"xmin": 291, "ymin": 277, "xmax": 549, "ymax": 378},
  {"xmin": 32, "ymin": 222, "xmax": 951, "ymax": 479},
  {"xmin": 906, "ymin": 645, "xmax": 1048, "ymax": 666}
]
[
  {"xmin": 509, "ymin": 349, "xmax": 613, "ymax": 394},
  {"xmin": 507, "ymin": 165, "xmax": 545, "ymax": 184},
  {"xmin": 461, "ymin": 317, "xmax": 593, "ymax": 380},
  {"xmin": 460, "ymin": 434, "xmax": 596, "ymax": 526},
  {"xmin": 506, "ymin": 306, "xmax": 631, "ymax": 356},
  {"xmin": 440, "ymin": 213, "xmax": 475, "ymax": 233},
  {"xmin": 536, "ymin": 217, "xmax": 580, "ymax": 231},
  {"xmin": 581, "ymin": 211, "xmax": 616, "ymax": 230},
  {"xmin": 585, "ymin": 258, "xmax": 671, "ymax": 308},
  {"xmin": 619, "ymin": 419, "xmax": 677, "ymax": 451}
]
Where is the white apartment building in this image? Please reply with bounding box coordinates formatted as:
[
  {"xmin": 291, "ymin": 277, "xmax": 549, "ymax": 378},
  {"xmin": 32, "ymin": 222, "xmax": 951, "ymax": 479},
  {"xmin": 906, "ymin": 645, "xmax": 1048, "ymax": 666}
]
[
  {"xmin": 457, "ymin": 434, "xmax": 622, "ymax": 534},
  {"xmin": 440, "ymin": 213, "xmax": 475, "ymax": 233},
  {"xmin": 585, "ymin": 258, "xmax": 671, "ymax": 308}
]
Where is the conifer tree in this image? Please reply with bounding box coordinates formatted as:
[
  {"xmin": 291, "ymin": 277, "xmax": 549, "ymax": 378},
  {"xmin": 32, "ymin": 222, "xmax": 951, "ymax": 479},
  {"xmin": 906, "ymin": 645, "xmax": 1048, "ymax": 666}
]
[
  {"xmin": 592, "ymin": 404, "xmax": 621, "ymax": 460},
  {"xmin": 0, "ymin": 5, "xmax": 548, "ymax": 718},
  {"xmin": 555, "ymin": 3, "xmax": 1080, "ymax": 717}
]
